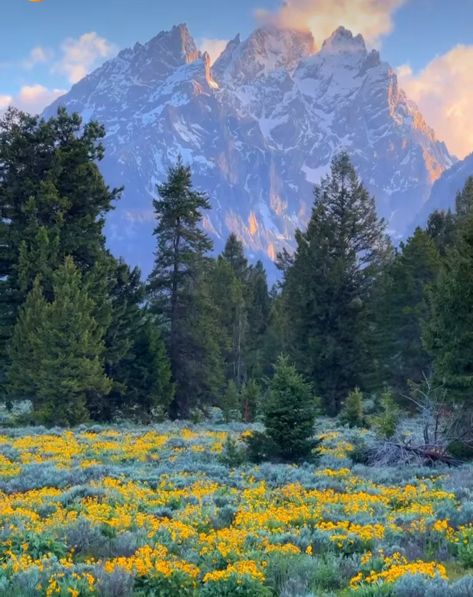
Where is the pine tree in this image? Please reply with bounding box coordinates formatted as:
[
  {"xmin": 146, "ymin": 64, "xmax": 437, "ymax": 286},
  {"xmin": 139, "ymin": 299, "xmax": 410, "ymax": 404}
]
[
  {"xmin": 281, "ymin": 152, "xmax": 388, "ymax": 414},
  {"xmin": 209, "ymin": 236, "xmax": 271, "ymax": 389},
  {"xmin": 245, "ymin": 261, "xmax": 271, "ymax": 380},
  {"xmin": 262, "ymin": 356, "xmax": 318, "ymax": 462},
  {"xmin": 209, "ymin": 254, "xmax": 247, "ymax": 387},
  {"xmin": 7, "ymin": 278, "xmax": 47, "ymax": 410},
  {"xmin": 8, "ymin": 258, "xmax": 110, "ymax": 425},
  {"xmin": 148, "ymin": 157, "xmax": 220, "ymax": 417},
  {"xmin": 221, "ymin": 380, "xmax": 241, "ymax": 423},
  {"xmin": 424, "ymin": 202, "xmax": 473, "ymax": 405},
  {"xmin": 426, "ymin": 210, "xmax": 456, "ymax": 257},
  {"xmin": 123, "ymin": 316, "xmax": 174, "ymax": 421},
  {"xmin": 455, "ymin": 176, "xmax": 473, "ymax": 220},
  {"xmin": 241, "ymin": 379, "xmax": 260, "ymax": 422},
  {"xmin": 221, "ymin": 233, "xmax": 248, "ymax": 280},
  {"xmin": 374, "ymin": 228, "xmax": 440, "ymax": 395},
  {"xmin": 0, "ymin": 108, "xmax": 120, "ymax": 398}
]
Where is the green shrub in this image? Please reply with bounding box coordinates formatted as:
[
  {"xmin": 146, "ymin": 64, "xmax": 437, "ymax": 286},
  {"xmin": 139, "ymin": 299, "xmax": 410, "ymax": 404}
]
[
  {"xmin": 340, "ymin": 388, "xmax": 365, "ymax": 428},
  {"xmin": 219, "ymin": 436, "xmax": 247, "ymax": 468},
  {"xmin": 458, "ymin": 527, "xmax": 473, "ymax": 568},
  {"xmin": 372, "ymin": 390, "xmax": 400, "ymax": 439},
  {"xmin": 244, "ymin": 430, "xmax": 276, "ymax": 464}
]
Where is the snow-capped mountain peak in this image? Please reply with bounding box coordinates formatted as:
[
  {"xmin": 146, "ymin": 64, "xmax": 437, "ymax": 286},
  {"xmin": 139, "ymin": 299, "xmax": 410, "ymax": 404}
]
[
  {"xmin": 44, "ymin": 24, "xmax": 456, "ymax": 278},
  {"xmin": 321, "ymin": 26, "xmax": 367, "ymax": 55},
  {"xmin": 214, "ymin": 26, "xmax": 315, "ymax": 85}
]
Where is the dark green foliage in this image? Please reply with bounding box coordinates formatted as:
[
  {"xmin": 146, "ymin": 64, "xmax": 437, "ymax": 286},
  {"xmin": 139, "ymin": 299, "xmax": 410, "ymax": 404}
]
[
  {"xmin": 0, "ymin": 108, "xmax": 123, "ymax": 413},
  {"xmin": 259, "ymin": 355, "xmax": 319, "ymax": 462},
  {"xmin": 241, "ymin": 379, "xmax": 260, "ymax": 422},
  {"xmin": 97, "ymin": 260, "xmax": 173, "ymax": 422},
  {"xmin": 221, "ymin": 380, "xmax": 241, "ymax": 423},
  {"xmin": 8, "ymin": 258, "xmax": 110, "ymax": 426},
  {"xmin": 372, "ymin": 389, "xmax": 400, "ymax": 439},
  {"xmin": 219, "ymin": 435, "xmax": 247, "ymax": 468},
  {"xmin": 0, "ymin": 109, "xmax": 119, "ymax": 381},
  {"xmin": 245, "ymin": 261, "xmax": 271, "ymax": 380},
  {"xmin": 455, "ymin": 176, "xmax": 473, "ymax": 220},
  {"xmin": 424, "ymin": 179, "xmax": 473, "ymax": 406},
  {"xmin": 280, "ymin": 152, "xmax": 388, "ymax": 414},
  {"xmin": 209, "ymin": 235, "xmax": 271, "ymax": 389},
  {"xmin": 373, "ymin": 228, "xmax": 440, "ymax": 395},
  {"xmin": 426, "ymin": 210, "xmax": 456, "ymax": 257},
  {"xmin": 340, "ymin": 388, "xmax": 365, "ymax": 428},
  {"xmin": 210, "ymin": 251, "xmax": 247, "ymax": 388},
  {"xmin": 148, "ymin": 158, "xmax": 221, "ymax": 417},
  {"xmin": 114, "ymin": 315, "xmax": 174, "ymax": 422}
]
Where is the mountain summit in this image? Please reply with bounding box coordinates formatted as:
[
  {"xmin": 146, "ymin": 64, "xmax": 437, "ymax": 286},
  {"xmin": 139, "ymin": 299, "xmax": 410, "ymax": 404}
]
[{"xmin": 44, "ymin": 24, "xmax": 455, "ymax": 275}]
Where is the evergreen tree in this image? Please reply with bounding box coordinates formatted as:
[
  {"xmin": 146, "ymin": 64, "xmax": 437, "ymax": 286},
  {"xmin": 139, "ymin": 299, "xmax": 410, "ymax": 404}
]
[
  {"xmin": 245, "ymin": 261, "xmax": 271, "ymax": 380},
  {"xmin": 374, "ymin": 228, "xmax": 440, "ymax": 395},
  {"xmin": 455, "ymin": 176, "xmax": 473, "ymax": 220},
  {"xmin": 221, "ymin": 233, "xmax": 248, "ymax": 280},
  {"xmin": 261, "ymin": 356, "xmax": 318, "ymax": 462},
  {"xmin": 221, "ymin": 380, "xmax": 241, "ymax": 423},
  {"xmin": 340, "ymin": 388, "xmax": 364, "ymax": 428},
  {"xmin": 241, "ymin": 379, "xmax": 260, "ymax": 422},
  {"xmin": 7, "ymin": 278, "xmax": 47, "ymax": 409},
  {"xmin": 123, "ymin": 316, "xmax": 174, "ymax": 421},
  {"xmin": 281, "ymin": 152, "xmax": 388, "ymax": 414},
  {"xmin": 0, "ymin": 108, "xmax": 119, "ymax": 398},
  {"xmin": 148, "ymin": 157, "xmax": 221, "ymax": 417},
  {"xmin": 210, "ymin": 250, "xmax": 247, "ymax": 388},
  {"xmin": 8, "ymin": 258, "xmax": 110, "ymax": 425},
  {"xmin": 210, "ymin": 236, "xmax": 271, "ymax": 389},
  {"xmin": 424, "ymin": 200, "xmax": 473, "ymax": 405},
  {"xmin": 426, "ymin": 210, "xmax": 456, "ymax": 257}
]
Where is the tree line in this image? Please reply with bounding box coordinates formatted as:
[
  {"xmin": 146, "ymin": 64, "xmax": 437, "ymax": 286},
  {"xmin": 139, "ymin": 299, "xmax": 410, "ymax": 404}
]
[{"xmin": 0, "ymin": 108, "xmax": 472, "ymax": 431}]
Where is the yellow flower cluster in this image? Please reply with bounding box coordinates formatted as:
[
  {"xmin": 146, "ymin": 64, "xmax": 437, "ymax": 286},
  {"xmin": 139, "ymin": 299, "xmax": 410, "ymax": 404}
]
[
  {"xmin": 350, "ymin": 551, "xmax": 447, "ymax": 588},
  {"xmin": 203, "ymin": 560, "xmax": 265, "ymax": 583}
]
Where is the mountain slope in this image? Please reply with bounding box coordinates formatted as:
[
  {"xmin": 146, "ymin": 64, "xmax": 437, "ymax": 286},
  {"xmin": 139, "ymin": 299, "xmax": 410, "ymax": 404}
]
[
  {"xmin": 44, "ymin": 23, "xmax": 455, "ymax": 275},
  {"xmin": 413, "ymin": 152, "xmax": 473, "ymax": 227}
]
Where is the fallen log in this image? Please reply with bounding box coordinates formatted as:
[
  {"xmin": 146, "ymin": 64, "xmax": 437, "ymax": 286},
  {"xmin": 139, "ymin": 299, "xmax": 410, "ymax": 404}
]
[{"xmin": 372, "ymin": 441, "xmax": 463, "ymax": 467}]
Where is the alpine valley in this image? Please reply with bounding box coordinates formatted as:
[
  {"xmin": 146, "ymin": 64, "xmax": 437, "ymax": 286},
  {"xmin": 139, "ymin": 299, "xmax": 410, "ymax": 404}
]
[{"xmin": 44, "ymin": 23, "xmax": 471, "ymax": 276}]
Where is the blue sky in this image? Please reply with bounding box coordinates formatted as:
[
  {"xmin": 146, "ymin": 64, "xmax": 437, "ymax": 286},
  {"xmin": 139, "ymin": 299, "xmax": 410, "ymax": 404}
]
[{"xmin": 1, "ymin": 0, "xmax": 473, "ymax": 156}]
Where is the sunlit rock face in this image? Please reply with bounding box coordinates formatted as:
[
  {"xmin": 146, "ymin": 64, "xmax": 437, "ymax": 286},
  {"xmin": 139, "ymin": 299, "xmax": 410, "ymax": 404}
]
[{"xmin": 44, "ymin": 23, "xmax": 454, "ymax": 277}]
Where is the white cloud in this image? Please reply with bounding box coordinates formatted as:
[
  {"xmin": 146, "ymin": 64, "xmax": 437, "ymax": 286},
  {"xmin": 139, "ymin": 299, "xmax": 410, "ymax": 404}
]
[
  {"xmin": 0, "ymin": 95, "xmax": 13, "ymax": 109},
  {"xmin": 53, "ymin": 32, "xmax": 117, "ymax": 83},
  {"xmin": 198, "ymin": 38, "xmax": 228, "ymax": 63},
  {"xmin": 398, "ymin": 45, "xmax": 473, "ymax": 159},
  {"xmin": 256, "ymin": 0, "xmax": 406, "ymax": 47},
  {"xmin": 0, "ymin": 85, "xmax": 65, "ymax": 115},
  {"xmin": 23, "ymin": 46, "xmax": 53, "ymax": 69}
]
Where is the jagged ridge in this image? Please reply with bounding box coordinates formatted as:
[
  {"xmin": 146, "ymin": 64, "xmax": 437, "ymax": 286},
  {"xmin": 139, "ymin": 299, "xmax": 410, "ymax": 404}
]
[{"xmin": 44, "ymin": 23, "xmax": 455, "ymax": 277}]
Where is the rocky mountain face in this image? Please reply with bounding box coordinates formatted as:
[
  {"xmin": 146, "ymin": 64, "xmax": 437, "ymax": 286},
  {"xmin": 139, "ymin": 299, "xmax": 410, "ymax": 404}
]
[
  {"xmin": 44, "ymin": 23, "xmax": 455, "ymax": 276},
  {"xmin": 413, "ymin": 152, "xmax": 473, "ymax": 229}
]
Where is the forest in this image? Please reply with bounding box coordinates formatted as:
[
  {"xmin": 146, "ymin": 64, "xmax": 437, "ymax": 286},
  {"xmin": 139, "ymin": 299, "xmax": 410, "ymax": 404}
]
[
  {"xmin": 1, "ymin": 108, "xmax": 471, "ymax": 447},
  {"xmin": 1, "ymin": 109, "xmax": 473, "ymax": 596}
]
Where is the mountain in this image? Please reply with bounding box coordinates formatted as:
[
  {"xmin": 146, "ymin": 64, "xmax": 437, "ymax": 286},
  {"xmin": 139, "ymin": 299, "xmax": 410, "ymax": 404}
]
[
  {"xmin": 413, "ymin": 152, "xmax": 473, "ymax": 228},
  {"xmin": 44, "ymin": 23, "xmax": 455, "ymax": 276}
]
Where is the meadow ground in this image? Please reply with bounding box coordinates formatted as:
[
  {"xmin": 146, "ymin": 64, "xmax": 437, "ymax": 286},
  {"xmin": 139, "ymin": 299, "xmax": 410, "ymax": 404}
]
[{"xmin": 0, "ymin": 419, "xmax": 472, "ymax": 596}]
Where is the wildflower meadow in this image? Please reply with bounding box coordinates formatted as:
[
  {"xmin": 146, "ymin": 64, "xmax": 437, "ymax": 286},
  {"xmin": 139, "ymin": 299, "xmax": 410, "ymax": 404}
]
[{"xmin": 0, "ymin": 421, "xmax": 472, "ymax": 596}]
